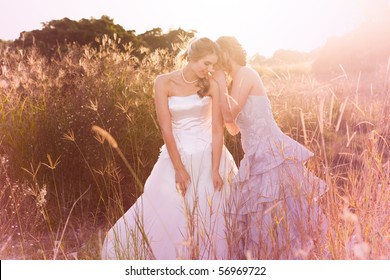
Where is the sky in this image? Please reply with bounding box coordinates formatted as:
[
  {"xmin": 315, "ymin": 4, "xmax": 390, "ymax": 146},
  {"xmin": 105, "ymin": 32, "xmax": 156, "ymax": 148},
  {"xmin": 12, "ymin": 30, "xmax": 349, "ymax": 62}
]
[{"xmin": 1, "ymin": 0, "xmax": 389, "ymax": 57}]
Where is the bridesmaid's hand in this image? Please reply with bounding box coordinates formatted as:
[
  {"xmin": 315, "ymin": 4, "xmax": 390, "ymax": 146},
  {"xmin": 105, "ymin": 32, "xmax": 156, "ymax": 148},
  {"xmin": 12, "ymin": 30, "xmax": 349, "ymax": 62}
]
[
  {"xmin": 175, "ymin": 168, "xmax": 190, "ymax": 196},
  {"xmin": 212, "ymin": 170, "xmax": 224, "ymax": 192}
]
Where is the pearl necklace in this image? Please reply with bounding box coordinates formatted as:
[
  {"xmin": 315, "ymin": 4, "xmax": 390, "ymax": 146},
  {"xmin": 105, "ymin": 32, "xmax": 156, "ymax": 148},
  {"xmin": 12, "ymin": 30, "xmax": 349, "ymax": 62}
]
[{"xmin": 181, "ymin": 70, "xmax": 198, "ymax": 84}]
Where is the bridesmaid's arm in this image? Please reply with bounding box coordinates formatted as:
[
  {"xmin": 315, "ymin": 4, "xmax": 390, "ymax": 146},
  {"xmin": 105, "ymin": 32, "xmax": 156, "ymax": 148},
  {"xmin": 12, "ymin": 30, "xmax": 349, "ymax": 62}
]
[
  {"xmin": 209, "ymin": 80, "xmax": 224, "ymax": 191},
  {"xmin": 216, "ymin": 67, "xmax": 256, "ymax": 119},
  {"xmin": 213, "ymin": 70, "xmax": 240, "ymax": 136},
  {"xmin": 154, "ymin": 75, "xmax": 190, "ymax": 195},
  {"xmin": 213, "ymin": 70, "xmax": 234, "ymax": 121}
]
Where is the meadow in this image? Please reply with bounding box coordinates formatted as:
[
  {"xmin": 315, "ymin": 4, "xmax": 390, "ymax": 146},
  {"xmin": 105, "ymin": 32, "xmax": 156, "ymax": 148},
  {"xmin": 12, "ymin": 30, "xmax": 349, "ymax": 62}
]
[{"xmin": 0, "ymin": 35, "xmax": 389, "ymax": 259}]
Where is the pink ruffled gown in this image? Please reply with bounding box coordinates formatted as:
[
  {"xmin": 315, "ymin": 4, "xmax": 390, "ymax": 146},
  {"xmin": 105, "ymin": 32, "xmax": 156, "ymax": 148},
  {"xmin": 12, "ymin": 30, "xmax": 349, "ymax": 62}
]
[{"xmin": 231, "ymin": 95, "xmax": 328, "ymax": 259}]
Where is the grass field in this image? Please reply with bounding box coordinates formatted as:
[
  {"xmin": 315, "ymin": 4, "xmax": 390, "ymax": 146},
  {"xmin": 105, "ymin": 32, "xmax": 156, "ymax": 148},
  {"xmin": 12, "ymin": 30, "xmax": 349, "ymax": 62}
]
[{"xmin": 0, "ymin": 36, "xmax": 389, "ymax": 259}]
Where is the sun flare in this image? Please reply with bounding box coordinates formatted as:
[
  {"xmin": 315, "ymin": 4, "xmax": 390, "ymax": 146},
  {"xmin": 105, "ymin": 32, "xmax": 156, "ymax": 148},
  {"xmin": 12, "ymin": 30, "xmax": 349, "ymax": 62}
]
[
  {"xmin": 1, "ymin": 0, "xmax": 388, "ymax": 57},
  {"xmin": 194, "ymin": 0, "xmax": 373, "ymax": 57}
]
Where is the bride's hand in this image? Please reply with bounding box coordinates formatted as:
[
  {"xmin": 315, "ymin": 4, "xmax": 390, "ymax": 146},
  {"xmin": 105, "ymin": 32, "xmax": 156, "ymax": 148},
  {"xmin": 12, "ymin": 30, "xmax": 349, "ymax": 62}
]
[
  {"xmin": 175, "ymin": 168, "xmax": 190, "ymax": 196},
  {"xmin": 212, "ymin": 170, "xmax": 224, "ymax": 191}
]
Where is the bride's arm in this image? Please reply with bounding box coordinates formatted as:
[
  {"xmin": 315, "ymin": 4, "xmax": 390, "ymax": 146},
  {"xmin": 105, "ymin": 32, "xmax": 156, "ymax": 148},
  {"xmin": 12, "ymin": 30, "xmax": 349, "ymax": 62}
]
[
  {"xmin": 209, "ymin": 80, "xmax": 224, "ymax": 191},
  {"xmin": 154, "ymin": 75, "xmax": 190, "ymax": 195}
]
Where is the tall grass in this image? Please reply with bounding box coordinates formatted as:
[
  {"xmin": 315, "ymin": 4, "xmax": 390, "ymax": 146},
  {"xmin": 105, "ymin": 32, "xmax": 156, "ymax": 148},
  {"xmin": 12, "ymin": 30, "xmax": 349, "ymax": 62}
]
[
  {"xmin": 257, "ymin": 63, "xmax": 389, "ymax": 259},
  {"xmin": 0, "ymin": 36, "xmax": 176, "ymax": 259},
  {"xmin": 0, "ymin": 37, "xmax": 389, "ymax": 259}
]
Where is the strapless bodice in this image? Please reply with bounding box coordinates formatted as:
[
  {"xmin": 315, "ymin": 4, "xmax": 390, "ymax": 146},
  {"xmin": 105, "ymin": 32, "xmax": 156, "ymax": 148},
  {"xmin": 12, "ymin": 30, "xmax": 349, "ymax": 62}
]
[
  {"xmin": 160, "ymin": 94, "xmax": 212, "ymax": 156},
  {"xmin": 236, "ymin": 96, "xmax": 275, "ymax": 154},
  {"xmin": 168, "ymin": 94, "xmax": 212, "ymax": 133},
  {"xmin": 235, "ymin": 95, "xmax": 313, "ymax": 178}
]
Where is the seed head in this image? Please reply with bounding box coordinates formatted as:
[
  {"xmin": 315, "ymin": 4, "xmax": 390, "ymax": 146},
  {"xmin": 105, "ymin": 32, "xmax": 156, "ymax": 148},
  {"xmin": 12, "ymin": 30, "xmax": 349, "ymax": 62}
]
[{"xmin": 92, "ymin": 125, "xmax": 118, "ymax": 149}]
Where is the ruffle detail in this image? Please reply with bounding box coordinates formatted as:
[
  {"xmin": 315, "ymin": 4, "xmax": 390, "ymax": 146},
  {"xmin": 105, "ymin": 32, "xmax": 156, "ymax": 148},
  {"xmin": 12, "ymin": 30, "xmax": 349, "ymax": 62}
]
[
  {"xmin": 232, "ymin": 135, "xmax": 326, "ymax": 208},
  {"xmin": 235, "ymin": 134, "xmax": 314, "ymax": 183}
]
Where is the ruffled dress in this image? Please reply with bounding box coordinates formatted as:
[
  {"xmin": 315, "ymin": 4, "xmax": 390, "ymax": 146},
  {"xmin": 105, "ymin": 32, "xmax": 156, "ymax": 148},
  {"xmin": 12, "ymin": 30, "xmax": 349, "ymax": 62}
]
[{"xmin": 231, "ymin": 95, "xmax": 328, "ymax": 259}]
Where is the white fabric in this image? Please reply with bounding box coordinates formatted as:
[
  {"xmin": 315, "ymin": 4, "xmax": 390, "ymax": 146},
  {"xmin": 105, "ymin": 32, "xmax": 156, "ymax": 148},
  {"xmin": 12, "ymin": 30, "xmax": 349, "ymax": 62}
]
[{"xmin": 101, "ymin": 94, "xmax": 237, "ymax": 260}]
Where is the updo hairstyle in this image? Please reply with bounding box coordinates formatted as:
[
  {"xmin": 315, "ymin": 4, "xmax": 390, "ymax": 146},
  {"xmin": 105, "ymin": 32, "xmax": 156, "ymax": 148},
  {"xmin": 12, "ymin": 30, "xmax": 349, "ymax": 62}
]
[{"xmin": 180, "ymin": 37, "xmax": 219, "ymax": 97}]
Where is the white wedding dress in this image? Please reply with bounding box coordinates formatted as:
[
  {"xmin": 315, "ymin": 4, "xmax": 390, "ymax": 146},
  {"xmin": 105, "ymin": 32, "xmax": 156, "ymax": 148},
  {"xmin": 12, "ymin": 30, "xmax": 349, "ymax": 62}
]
[{"xmin": 101, "ymin": 94, "xmax": 237, "ymax": 260}]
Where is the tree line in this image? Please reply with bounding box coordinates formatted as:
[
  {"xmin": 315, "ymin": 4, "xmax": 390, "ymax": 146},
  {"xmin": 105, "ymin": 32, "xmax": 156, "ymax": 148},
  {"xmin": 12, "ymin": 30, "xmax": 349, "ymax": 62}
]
[
  {"xmin": 6, "ymin": 15, "xmax": 196, "ymax": 59},
  {"xmin": 2, "ymin": 10, "xmax": 390, "ymax": 75}
]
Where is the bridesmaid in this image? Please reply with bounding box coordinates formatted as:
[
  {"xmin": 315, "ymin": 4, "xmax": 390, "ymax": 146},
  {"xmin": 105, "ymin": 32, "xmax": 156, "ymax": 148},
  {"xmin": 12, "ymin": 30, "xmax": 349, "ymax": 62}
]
[{"xmin": 213, "ymin": 36, "xmax": 328, "ymax": 259}]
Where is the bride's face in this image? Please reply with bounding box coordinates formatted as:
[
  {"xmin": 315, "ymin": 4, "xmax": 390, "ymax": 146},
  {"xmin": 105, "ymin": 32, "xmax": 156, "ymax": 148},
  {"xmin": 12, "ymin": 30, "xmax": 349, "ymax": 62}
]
[{"xmin": 192, "ymin": 54, "xmax": 218, "ymax": 79}]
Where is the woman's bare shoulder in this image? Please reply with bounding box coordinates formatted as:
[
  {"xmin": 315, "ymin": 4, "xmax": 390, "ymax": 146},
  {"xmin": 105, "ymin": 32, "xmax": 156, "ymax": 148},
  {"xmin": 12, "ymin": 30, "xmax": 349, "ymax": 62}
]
[
  {"xmin": 155, "ymin": 70, "xmax": 179, "ymax": 86},
  {"xmin": 237, "ymin": 66, "xmax": 258, "ymax": 77},
  {"xmin": 239, "ymin": 67, "xmax": 264, "ymax": 86}
]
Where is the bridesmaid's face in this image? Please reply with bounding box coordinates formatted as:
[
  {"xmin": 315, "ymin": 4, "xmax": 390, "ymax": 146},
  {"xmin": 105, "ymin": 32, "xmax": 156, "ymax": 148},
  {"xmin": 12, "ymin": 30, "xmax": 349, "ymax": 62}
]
[{"xmin": 192, "ymin": 54, "xmax": 218, "ymax": 79}]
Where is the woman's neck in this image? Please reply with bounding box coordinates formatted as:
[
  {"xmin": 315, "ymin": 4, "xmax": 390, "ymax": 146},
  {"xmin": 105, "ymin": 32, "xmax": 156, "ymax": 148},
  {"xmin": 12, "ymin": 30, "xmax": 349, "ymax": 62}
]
[{"xmin": 181, "ymin": 65, "xmax": 198, "ymax": 84}]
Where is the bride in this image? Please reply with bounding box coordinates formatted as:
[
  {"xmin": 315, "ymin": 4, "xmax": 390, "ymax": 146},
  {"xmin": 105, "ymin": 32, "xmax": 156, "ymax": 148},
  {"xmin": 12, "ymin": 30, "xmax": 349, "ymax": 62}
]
[{"xmin": 101, "ymin": 37, "xmax": 237, "ymax": 260}]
